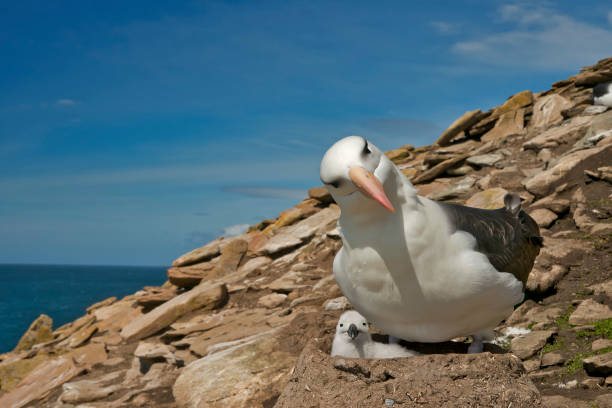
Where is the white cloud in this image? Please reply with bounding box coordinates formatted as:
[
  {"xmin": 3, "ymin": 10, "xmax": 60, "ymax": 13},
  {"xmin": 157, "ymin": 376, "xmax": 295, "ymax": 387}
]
[
  {"xmin": 56, "ymin": 99, "xmax": 76, "ymax": 106},
  {"xmin": 222, "ymin": 224, "xmax": 249, "ymax": 237},
  {"xmin": 452, "ymin": 4, "xmax": 612, "ymax": 70},
  {"xmin": 431, "ymin": 21, "xmax": 458, "ymax": 34}
]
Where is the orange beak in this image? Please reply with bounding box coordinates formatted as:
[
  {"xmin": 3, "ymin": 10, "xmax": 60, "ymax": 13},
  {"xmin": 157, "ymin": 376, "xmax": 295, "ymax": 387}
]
[{"xmin": 348, "ymin": 167, "xmax": 395, "ymax": 213}]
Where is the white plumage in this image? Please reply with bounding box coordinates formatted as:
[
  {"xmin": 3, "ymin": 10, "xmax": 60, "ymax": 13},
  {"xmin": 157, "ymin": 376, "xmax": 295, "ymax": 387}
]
[
  {"xmin": 320, "ymin": 136, "xmax": 541, "ymax": 352},
  {"xmin": 331, "ymin": 310, "xmax": 419, "ymax": 358},
  {"xmin": 593, "ymin": 81, "xmax": 612, "ymax": 107}
]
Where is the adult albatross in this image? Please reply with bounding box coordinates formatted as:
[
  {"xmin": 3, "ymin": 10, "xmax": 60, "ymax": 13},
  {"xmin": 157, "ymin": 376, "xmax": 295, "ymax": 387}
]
[{"xmin": 320, "ymin": 136, "xmax": 542, "ymax": 353}]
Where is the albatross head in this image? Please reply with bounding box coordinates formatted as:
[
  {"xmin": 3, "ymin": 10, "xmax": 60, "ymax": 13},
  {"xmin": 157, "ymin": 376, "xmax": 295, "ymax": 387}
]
[
  {"xmin": 336, "ymin": 310, "xmax": 370, "ymax": 340},
  {"xmin": 320, "ymin": 136, "xmax": 395, "ymax": 213}
]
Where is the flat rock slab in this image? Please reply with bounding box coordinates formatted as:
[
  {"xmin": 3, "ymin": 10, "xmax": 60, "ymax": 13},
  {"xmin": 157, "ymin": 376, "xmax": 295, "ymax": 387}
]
[
  {"xmin": 569, "ymin": 299, "xmax": 612, "ymax": 325},
  {"xmin": 0, "ymin": 357, "xmax": 86, "ymax": 408},
  {"xmin": 174, "ymin": 327, "xmax": 294, "ymax": 408},
  {"xmin": 274, "ymin": 342, "xmax": 541, "ymax": 408},
  {"xmin": 259, "ymin": 207, "xmax": 339, "ymax": 256},
  {"xmin": 121, "ymin": 282, "xmax": 228, "ymax": 342},
  {"xmin": 583, "ymin": 352, "xmax": 612, "ymax": 377},
  {"xmin": 511, "ymin": 330, "xmax": 556, "ymax": 360}
]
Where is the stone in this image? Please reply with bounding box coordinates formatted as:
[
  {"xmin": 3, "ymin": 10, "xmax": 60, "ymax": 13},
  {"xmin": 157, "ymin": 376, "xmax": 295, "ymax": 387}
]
[
  {"xmin": 427, "ymin": 176, "xmax": 476, "ymax": 201},
  {"xmin": 593, "ymin": 339, "xmax": 612, "ymax": 352},
  {"xmin": 542, "ymin": 395, "xmax": 590, "ymax": 408},
  {"xmin": 530, "ymin": 196, "xmax": 570, "ymax": 214},
  {"xmin": 61, "ymin": 323, "xmax": 98, "ymax": 348},
  {"xmin": 173, "ymin": 327, "xmax": 295, "ymax": 408},
  {"xmin": 526, "ymin": 265, "xmax": 568, "ymax": 295},
  {"xmin": 465, "ymin": 188, "xmax": 508, "ymax": 209},
  {"xmin": 435, "ymin": 109, "xmax": 486, "ymax": 146},
  {"xmin": 172, "ymin": 239, "xmax": 221, "ymax": 267},
  {"xmin": 446, "ymin": 164, "xmax": 473, "ymax": 176},
  {"xmin": 580, "ymin": 377, "xmax": 604, "ymax": 389},
  {"xmin": 510, "ymin": 330, "xmax": 556, "ymax": 359},
  {"xmin": 324, "ymin": 296, "xmax": 351, "ymax": 311},
  {"xmin": 531, "ymin": 94, "xmax": 573, "ymax": 128},
  {"xmin": 524, "ymin": 144, "xmax": 611, "ymax": 196},
  {"xmin": 583, "ymin": 352, "xmax": 612, "ymax": 377},
  {"xmin": 589, "ymin": 279, "xmax": 612, "ymax": 298},
  {"xmin": 606, "ymin": 376, "xmax": 612, "ymax": 386},
  {"xmin": 466, "ymin": 153, "xmax": 503, "ymax": 167},
  {"xmin": 60, "ymin": 373, "xmax": 122, "ymax": 404},
  {"xmin": 0, "ymin": 357, "xmax": 85, "ymax": 408},
  {"xmin": 506, "ymin": 301, "xmax": 564, "ymax": 329},
  {"xmin": 494, "ymin": 90, "xmax": 534, "ymax": 116},
  {"xmin": 215, "ymin": 239, "xmax": 248, "ymax": 274},
  {"xmin": 14, "ymin": 314, "xmax": 53, "ymax": 352},
  {"xmin": 574, "ymin": 70, "xmax": 612, "ymax": 86},
  {"xmin": 523, "ymin": 116, "xmax": 591, "ymax": 151},
  {"xmin": 538, "ymin": 238, "xmax": 588, "ymax": 263},
  {"xmin": 582, "ymin": 110, "xmax": 612, "ymax": 148},
  {"xmin": 274, "ymin": 341, "xmax": 541, "ymax": 408},
  {"xmin": 568, "ymin": 299, "xmax": 612, "ymax": 325},
  {"xmin": 86, "ymin": 297, "xmax": 116, "ymax": 314},
  {"xmin": 584, "ymin": 105, "xmax": 609, "ymax": 115},
  {"xmin": 308, "ymin": 186, "xmax": 333, "ymax": 204},
  {"xmin": 53, "ymin": 314, "xmax": 96, "ymax": 343},
  {"xmin": 481, "ymin": 108, "xmax": 525, "ymax": 142},
  {"xmin": 263, "ymin": 206, "xmax": 317, "ymax": 234},
  {"xmin": 237, "ymin": 256, "xmax": 271, "ymax": 277},
  {"xmin": 0, "ymin": 353, "xmax": 50, "ymax": 392},
  {"xmin": 529, "ymin": 208, "xmax": 558, "ymax": 228},
  {"xmin": 166, "ymin": 262, "xmax": 215, "ymax": 289},
  {"xmin": 65, "ymin": 343, "xmax": 108, "ymax": 366},
  {"xmin": 134, "ymin": 341, "xmax": 177, "ymax": 370},
  {"xmin": 385, "ymin": 145, "xmax": 413, "ymax": 162},
  {"xmin": 595, "ymin": 393, "xmax": 612, "ymax": 408},
  {"xmin": 258, "ymin": 207, "xmax": 339, "ymax": 256},
  {"xmin": 120, "ymin": 282, "xmax": 228, "ymax": 342},
  {"xmin": 93, "ymin": 298, "xmax": 143, "ymax": 333},
  {"xmin": 541, "ymin": 352, "xmax": 566, "ymax": 367},
  {"xmin": 182, "ymin": 309, "xmax": 291, "ymax": 358},
  {"xmin": 411, "ymin": 154, "xmax": 468, "ymax": 184},
  {"xmin": 136, "ymin": 289, "xmax": 176, "ymax": 309},
  {"xmin": 537, "ymin": 148, "xmax": 553, "ymax": 163},
  {"xmin": 257, "ymin": 293, "xmax": 287, "ymax": 309}
]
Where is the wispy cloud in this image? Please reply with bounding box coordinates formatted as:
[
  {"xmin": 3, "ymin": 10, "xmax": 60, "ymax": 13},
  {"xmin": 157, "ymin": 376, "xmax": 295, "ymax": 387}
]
[
  {"xmin": 452, "ymin": 3, "xmax": 612, "ymax": 70},
  {"xmin": 56, "ymin": 99, "xmax": 77, "ymax": 106},
  {"xmin": 223, "ymin": 223, "xmax": 249, "ymax": 237},
  {"xmin": 431, "ymin": 21, "xmax": 459, "ymax": 35},
  {"xmin": 608, "ymin": 11, "xmax": 612, "ymax": 25},
  {"xmin": 221, "ymin": 186, "xmax": 306, "ymax": 200}
]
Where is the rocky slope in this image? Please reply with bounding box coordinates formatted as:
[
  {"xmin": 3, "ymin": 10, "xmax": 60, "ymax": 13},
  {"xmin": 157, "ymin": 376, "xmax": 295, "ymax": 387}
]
[{"xmin": 1, "ymin": 57, "xmax": 611, "ymax": 408}]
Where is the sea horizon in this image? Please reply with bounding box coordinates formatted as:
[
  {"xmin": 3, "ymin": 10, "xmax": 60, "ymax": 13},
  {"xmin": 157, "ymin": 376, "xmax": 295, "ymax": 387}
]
[{"xmin": 0, "ymin": 263, "xmax": 168, "ymax": 353}]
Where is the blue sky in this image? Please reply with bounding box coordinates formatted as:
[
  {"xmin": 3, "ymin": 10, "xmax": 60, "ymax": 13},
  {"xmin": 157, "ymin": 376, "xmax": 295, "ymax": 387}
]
[{"xmin": 1, "ymin": 1, "xmax": 611, "ymax": 266}]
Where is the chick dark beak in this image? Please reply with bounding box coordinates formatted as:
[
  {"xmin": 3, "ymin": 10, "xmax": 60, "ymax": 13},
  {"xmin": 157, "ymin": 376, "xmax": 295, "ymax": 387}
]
[{"xmin": 348, "ymin": 323, "xmax": 359, "ymax": 339}]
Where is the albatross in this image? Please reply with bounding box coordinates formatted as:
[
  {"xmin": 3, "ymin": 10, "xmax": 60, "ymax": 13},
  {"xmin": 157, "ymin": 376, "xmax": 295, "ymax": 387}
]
[
  {"xmin": 320, "ymin": 136, "xmax": 542, "ymax": 353},
  {"xmin": 593, "ymin": 81, "xmax": 612, "ymax": 107}
]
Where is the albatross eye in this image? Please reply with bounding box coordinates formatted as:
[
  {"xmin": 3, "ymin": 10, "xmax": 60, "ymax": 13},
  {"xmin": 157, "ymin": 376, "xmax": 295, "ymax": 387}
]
[
  {"xmin": 362, "ymin": 142, "xmax": 371, "ymax": 155},
  {"xmin": 339, "ymin": 323, "xmax": 343, "ymax": 327},
  {"xmin": 362, "ymin": 322, "xmax": 366, "ymax": 326}
]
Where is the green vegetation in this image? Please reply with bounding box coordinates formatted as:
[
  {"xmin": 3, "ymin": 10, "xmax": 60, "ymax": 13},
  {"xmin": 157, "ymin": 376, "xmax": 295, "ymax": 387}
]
[
  {"xmin": 562, "ymin": 346, "xmax": 612, "ymax": 376},
  {"xmin": 555, "ymin": 305, "xmax": 575, "ymax": 329},
  {"xmin": 541, "ymin": 337, "xmax": 565, "ymax": 353},
  {"xmin": 575, "ymin": 318, "xmax": 612, "ymax": 340}
]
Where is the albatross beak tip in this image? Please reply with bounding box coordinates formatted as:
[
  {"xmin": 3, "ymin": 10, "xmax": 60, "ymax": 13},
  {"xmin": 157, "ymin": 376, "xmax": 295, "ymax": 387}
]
[{"xmin": 348, "ymin": 166, "xmax": 395, "ymax": 213}]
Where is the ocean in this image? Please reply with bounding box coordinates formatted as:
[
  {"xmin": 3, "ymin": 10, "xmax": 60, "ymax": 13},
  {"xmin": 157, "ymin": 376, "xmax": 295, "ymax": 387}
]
[{"xmin": 0, "ymin": 264, "xmax": 167, "ymax": 354}]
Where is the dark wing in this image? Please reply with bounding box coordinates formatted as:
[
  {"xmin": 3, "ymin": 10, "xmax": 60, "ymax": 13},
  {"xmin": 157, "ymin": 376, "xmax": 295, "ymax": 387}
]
[
  {"xmin": 593, "ymin": 82, "xmax": 610, "ymax": 99},
  {"xmin": 437, "ymin": 194, "xmax": 542, "ymax": 285}
]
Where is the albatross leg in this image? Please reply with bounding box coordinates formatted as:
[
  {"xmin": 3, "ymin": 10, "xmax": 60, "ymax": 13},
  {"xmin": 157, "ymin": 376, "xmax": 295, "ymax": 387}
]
[{"xmin": 467, "ymin": 335, "xmax": 483, "ymax": 353}]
